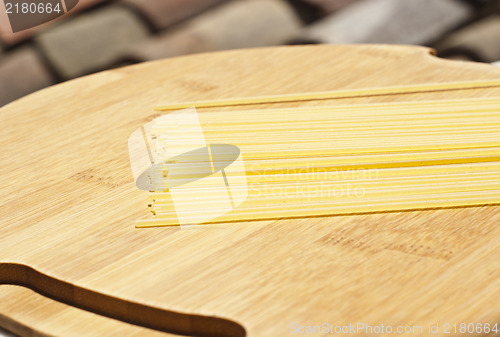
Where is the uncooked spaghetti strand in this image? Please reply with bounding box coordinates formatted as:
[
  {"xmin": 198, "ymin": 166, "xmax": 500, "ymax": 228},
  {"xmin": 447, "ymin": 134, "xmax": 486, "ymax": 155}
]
[
  {"xmin": 136, "ymin": 190, "xmax": 500, "ymax": 227},
  {"xmin": 155, "ymin": 80, "xmax": 500, "ymax": 110}
]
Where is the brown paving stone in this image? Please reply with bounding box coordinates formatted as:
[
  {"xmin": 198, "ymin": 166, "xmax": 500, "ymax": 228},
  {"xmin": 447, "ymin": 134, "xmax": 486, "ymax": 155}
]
[
  {"xmin": 300, "ymin": 0, "xmax": 364, "ymax": 14},
  {"xmin": 437, "ymin": 15, "xmax": 500, "ymax": 63},
  {"xmin": 0, "ymin": 0, "xmax": 110, "ymax": 46},
  {"xmin": 0, "ymin": 47, "xmax": 55, "ymax": 106},
  {"xmin": 121, "ymin": 0, "xmax": 227, "ymax": 31}
]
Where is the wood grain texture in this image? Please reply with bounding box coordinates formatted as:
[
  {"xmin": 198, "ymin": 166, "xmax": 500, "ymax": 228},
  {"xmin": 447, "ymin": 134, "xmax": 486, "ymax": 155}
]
[
  {"xmin": 0, "ymin": 285, "xmax": 173, "ymax": 337},
  {"xmin": 1, "ymin": 45, "xmax": 500, "ymax": 336}
]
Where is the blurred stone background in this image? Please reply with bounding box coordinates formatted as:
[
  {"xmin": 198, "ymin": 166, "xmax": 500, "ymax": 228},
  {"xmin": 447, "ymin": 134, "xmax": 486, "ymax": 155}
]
[{"xmin": 0, "ymin": 0, "xmax": 499, "ymax": 107}]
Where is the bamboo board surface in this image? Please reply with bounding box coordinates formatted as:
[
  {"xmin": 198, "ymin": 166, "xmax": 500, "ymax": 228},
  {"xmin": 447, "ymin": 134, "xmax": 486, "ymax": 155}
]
[{"xmin": 1, "ymin": 45, "xmax": 500, "ymax": 337}]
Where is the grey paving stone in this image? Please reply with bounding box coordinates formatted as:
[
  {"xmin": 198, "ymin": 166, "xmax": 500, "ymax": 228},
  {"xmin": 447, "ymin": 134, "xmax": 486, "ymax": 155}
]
[
  {"xmin": 35, "ymin": 5, "xmax": 149, "ymax": 79},
  {"xmin": 0, "ymin": 47, "xmax": 55, "ymax": 107},
  {"xmin": 302, "ymin": 0, "xmax": 472, "ymax": 45},
  {"xmin": 437, "ymin": 16, "xmax": 500, "ymax": 63},
  {"xmin": 129, "ymin": 0, "xmax": 302, "ymax": 61}
]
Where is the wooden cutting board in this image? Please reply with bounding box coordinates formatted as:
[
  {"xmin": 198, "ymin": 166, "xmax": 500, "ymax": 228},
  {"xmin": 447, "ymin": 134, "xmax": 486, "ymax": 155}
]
[{"xmin": 1, "ymin": 45, "xmax": 500, "ymax": 337}]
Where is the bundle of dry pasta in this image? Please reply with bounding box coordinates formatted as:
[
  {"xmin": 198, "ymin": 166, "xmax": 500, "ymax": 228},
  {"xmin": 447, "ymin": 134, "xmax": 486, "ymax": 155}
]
[{"xmin": 135, "ymin": 90, "xmax": 500, "ymax": 227}]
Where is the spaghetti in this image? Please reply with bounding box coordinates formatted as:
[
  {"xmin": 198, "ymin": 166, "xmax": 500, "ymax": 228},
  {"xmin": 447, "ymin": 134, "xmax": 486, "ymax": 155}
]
[{"xmin": 136, "ymin": 90, "xmax": 500, "ymax": 227}]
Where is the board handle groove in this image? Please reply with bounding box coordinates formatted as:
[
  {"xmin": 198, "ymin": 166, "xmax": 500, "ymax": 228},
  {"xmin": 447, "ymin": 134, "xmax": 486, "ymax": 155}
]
[{"xmin": 0, "ymin": 263, "xmax": 246, "ymax": 337}]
